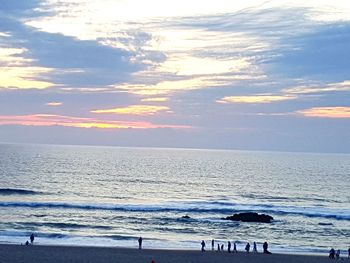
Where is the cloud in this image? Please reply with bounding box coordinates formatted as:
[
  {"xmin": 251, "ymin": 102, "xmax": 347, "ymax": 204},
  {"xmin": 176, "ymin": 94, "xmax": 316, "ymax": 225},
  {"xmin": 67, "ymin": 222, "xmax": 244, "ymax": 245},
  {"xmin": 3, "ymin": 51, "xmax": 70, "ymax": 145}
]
[
  {"xmin": 116, "ymin": 77, "xmax": 233, "ymax": 96},
  {"xmin": 45, "ymin": 102, "xmax": 62, "ymax": 106},
  {"xmin": 0, "ymin": 66, "xmax": 53, "ymax": 89},
  {"xmin": 141, "ymin": 97, "xmax": 169, "ymax": 102},
  {"xmin": 91, "ymin": 105, "xmax": 170, "ymax": 115},
  {"xmin": 297, "ymin": 107, "xmax": 350, "ymax": 118},
  {"xmin": 217, "ymin": 95, "xmax": 297, "ymax": 104},
  {"xmin": 0, "ymin": 114, "xmax": 190, "ymax": 129},
  {"xmin": 283, "ymin": 80, "xmax": 350, "ymax": 94},
  {"xmin": 0, "ymin": 1, "xmax": 149, "ymax": 90},
  {"xmin": 0, "ymin": 45, "xmax": 54, "ymax": 89}
]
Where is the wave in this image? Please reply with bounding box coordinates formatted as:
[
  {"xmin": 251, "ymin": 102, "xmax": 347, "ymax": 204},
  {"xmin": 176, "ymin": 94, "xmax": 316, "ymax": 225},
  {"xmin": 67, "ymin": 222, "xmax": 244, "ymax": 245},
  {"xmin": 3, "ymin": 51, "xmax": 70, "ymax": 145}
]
[
  {"xmin": 0, "ymin": 230, "xmax": 68, "ymax": 239},
  {"xmin": 241, "ymin": 193, "xmax": 339, "ymax": 203},
  {"xmin": 0, "ymin": 201, "xmax": 349, "ymax": 221},
  {"xmin": 21, "ymin": 222, "xmax": 112, "ymax": 230},
  {"xmin": 0, "ymin": 188, "xmax": 42, "ymax": 195}
]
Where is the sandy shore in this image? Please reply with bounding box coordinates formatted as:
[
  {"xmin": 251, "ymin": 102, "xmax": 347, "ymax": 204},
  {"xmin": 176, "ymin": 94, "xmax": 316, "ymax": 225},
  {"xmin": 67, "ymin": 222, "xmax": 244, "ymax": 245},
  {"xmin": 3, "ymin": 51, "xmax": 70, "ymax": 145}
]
[{"xmin": 0, "ymin": 244, "xmax": 334, "ymax": 263}]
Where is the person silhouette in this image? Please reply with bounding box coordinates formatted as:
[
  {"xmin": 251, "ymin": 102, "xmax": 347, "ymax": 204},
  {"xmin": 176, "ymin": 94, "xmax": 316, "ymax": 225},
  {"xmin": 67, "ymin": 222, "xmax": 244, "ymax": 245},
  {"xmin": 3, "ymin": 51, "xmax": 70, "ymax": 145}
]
[
  {"xmin": 201, "ymin": 240, "xmax": 206, "ymax": 252},
  {"xmin": 221, "ymin": 244, "xmax": 224, "ymax": 251},
  {"xmin": 348, "ymin": 247, "xmax": 350, "ymax": 258},
  {"xmin": 253, "ymin": 242, "xmax": 257, "ymax": 252},
  {"xmin": 30, "ymin": 233, "xmax": 34, "ymax": 244},
  {"xmin": 138, "ymin": 237, "xmax": 143, "ymax": 249},
  {"xmin": 263, "ymin": 241, "xmax": 271, "ymax": 254},
  {"xmin": 217, "ymin": 244, "xmax": 220, "ymax": 251},
  {"xmin": 228, "ymin": 241, "xmax": 231, "ymax": 253},
  {"xmin": 233, "ymin": 242, "xmax": 237, "ymax": 252},
  {"xmin": 245, "ymin": 242, "xmax": 250, "ymax": 253},
  {"xmin": 329, "ymin": 248, "xmax": 335, "ymax": 259},
  {"xmin": 211, "ymin": 239, "xmax": 214, "ymax": 250}
]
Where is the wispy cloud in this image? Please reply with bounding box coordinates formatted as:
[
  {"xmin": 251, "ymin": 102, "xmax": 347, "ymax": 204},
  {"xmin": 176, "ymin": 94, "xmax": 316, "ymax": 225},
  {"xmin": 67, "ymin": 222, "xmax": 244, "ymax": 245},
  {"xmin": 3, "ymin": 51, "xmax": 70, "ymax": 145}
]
[
  {"xmin": 45, "ymin": 102, "xmax": 62, "ymax": 106},
  {"xmin": 141, "ymin": 97, "xmax": 169, "ymax": 102},
  {"xmin": 283, "ymin": 80, "xmax": 350, "ymax": 94},
  {"xmin": 116, "ymin": 77, "xmax": 233, "ymax": 96},
  {"xmin": 0, "ymin": 114, "xmax": 190, "ymax": 129},
  {"xmin": 297, "ymin": 107, "xmax": 350, "ymax": 118},
  {"xmin": 217, "ymin": 95, "xmax": 297, "ymax": 104},
  {"xmin": 91, "ymin": 105, "xmax": 170, "ymax": 115}
]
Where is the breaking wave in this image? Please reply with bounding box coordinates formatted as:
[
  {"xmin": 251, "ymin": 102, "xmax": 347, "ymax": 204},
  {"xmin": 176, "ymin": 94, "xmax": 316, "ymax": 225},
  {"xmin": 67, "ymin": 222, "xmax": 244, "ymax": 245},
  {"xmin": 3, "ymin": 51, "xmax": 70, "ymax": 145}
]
[
  {"xmin": 0, "ymin": 200, "xmax": 349, "ymax": 221},
  {"xmin": 0, "ymin": 188, "xmax": 42, "ymax": 195}
]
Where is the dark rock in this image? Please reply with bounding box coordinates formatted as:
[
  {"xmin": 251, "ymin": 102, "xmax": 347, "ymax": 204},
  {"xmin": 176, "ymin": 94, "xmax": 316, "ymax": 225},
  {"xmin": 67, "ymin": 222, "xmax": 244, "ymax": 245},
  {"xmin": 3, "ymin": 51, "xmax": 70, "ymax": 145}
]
[
  {"xmin": 181, "ymin": 215, "xmax": 191, "ymax": 219},
  {"xmin": 318, "ymin": 222, "xmax": 333, "ymax": 226},
  {"xmin": 223, "ymin": 212, "xmax": 273, "ymax": 223}
]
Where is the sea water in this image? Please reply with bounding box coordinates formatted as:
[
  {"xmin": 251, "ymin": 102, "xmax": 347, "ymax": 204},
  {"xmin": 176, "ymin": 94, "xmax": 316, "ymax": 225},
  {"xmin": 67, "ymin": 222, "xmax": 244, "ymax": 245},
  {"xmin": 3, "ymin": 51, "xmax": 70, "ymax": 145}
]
[{"xmin": 0, "ymin": 143, "xmax": 349, "ymax": 254}]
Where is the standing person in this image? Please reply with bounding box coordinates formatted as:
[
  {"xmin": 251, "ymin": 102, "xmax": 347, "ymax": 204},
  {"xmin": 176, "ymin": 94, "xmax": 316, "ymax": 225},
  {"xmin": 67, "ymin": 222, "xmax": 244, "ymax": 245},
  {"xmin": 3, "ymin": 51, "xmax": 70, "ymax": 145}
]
[
  {"xmin": 211, "ymin": 239, "xmax": 214, "ymax": 250},
  {"xmin": 30, "ymin": 234, "xmax": 34, "ymax": 244},
  {"xmin": 221, "ymin": 244, "xmax": 224, "ymax": 251},
  {"xmin": 217, "ymin": 244, "xmax": 220, "ymax": 251},
  {"xmin": 253, "ymin": 242, "xmax": 257, "ymax": 252},
  {"xmin": 233, "ymin": 242, "xmax": 237, "ymax": 253},
  {"xmin": 138, "ymin": 237, "xmax": 143, "ymax": 249},
  {"xmin": 245, "ymin": 242, "xmax": 250, "ymax": 253},
  {"xmin": 201, "ymin": 240, "xmax": 206, "ymax": 252},
  {"xmin": 329, "ymin": 248, "xmax": 335, "ymax": 259},
  {"xmin": 263, "ymin": 241, "xmax": 271, "ymax": 254},
  {"xmin": 228, "ymin": 241, "xmax": 231, "ymax": 253}
]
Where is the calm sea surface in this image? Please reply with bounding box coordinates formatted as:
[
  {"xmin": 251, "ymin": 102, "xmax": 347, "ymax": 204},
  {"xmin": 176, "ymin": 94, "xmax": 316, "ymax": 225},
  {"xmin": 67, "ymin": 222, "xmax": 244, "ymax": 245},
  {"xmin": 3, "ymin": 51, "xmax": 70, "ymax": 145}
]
[{"xmin": 0, "ymin": 143, "xmax": 349, "ymax": 254}]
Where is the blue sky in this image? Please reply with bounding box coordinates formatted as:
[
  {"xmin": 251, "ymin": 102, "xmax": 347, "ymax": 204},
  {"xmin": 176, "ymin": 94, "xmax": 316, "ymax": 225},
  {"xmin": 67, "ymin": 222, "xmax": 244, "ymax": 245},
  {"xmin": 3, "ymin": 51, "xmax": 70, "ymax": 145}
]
[{"xmin": 0, "ymin": 0, "xmax": 349, "ymax": 153}]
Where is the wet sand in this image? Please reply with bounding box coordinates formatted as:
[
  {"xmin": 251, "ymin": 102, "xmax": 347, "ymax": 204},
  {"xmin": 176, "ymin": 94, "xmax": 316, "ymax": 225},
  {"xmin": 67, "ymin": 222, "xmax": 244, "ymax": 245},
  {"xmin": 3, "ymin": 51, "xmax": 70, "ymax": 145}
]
[{"xmin": 0, "ymin": 244, "xmax": 334, "ymax": 263}]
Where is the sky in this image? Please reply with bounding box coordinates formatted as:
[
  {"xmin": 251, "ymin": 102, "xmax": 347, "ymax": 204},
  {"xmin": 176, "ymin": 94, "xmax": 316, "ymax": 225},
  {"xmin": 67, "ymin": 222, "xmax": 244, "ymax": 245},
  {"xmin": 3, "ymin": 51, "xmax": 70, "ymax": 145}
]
[{"xmin": 0, "ymin": 0, "xmax": 349, "ymax": 153}]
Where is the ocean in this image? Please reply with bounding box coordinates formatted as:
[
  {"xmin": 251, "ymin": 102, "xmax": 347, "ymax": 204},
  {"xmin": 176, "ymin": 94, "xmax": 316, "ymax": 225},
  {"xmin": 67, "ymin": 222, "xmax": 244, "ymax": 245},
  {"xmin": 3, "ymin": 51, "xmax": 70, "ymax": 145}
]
[{"xmin": 0, "ymin": 143, "xmax": 349, "ymax": 255}]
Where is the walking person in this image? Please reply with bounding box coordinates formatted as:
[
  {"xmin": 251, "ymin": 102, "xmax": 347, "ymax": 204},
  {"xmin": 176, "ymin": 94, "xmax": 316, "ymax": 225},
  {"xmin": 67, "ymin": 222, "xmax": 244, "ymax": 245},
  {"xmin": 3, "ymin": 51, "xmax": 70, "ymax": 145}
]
[
  {"xmin": 245, "ymin": 242, "xmax": 250, "ymax": 253},
  {"xmin": 201, "ymin": 240, "xmax": 206, "ymax": 252},
  {"xmin": 253, "ymin": 242, "xmax": 257, "ymax": 252},
  {"xmin": 233, "ymin": 242, "xmax": 237, "ymax": 253}
]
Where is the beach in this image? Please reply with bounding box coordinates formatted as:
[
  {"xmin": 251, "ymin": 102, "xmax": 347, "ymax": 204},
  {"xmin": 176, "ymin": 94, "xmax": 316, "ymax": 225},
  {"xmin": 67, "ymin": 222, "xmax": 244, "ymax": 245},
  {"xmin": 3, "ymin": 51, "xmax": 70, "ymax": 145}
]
[{"xmin": 0, "ymin": 244, "xmax": 333, "ymax": 263}]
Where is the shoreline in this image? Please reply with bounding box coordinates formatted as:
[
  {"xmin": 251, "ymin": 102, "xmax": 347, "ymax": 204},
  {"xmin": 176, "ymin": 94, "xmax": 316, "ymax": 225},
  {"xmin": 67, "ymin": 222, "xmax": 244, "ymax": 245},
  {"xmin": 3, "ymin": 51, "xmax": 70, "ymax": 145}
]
[
  {"xmin": 0, "ymin": 240, "xmax": 330, "ymax": 256},
  {"xmin": 0, "ymin": 243, "xmax": 334, "ymax": 263}
]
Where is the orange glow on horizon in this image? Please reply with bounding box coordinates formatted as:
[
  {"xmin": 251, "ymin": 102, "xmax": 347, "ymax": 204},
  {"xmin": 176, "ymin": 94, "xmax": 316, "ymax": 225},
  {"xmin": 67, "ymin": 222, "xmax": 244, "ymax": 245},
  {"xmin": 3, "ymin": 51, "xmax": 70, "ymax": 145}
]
[{"xmin": 0, "ymin": 114, "xmax": 191, "ymax": 129}]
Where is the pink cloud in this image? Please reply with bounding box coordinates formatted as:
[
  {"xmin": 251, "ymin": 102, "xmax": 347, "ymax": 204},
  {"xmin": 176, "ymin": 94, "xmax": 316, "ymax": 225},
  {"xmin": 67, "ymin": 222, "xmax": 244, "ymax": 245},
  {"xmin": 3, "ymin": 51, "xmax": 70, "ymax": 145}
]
[{"xmin": 0, "ymin": 114, "xmax": 191, "ymax": 129}]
